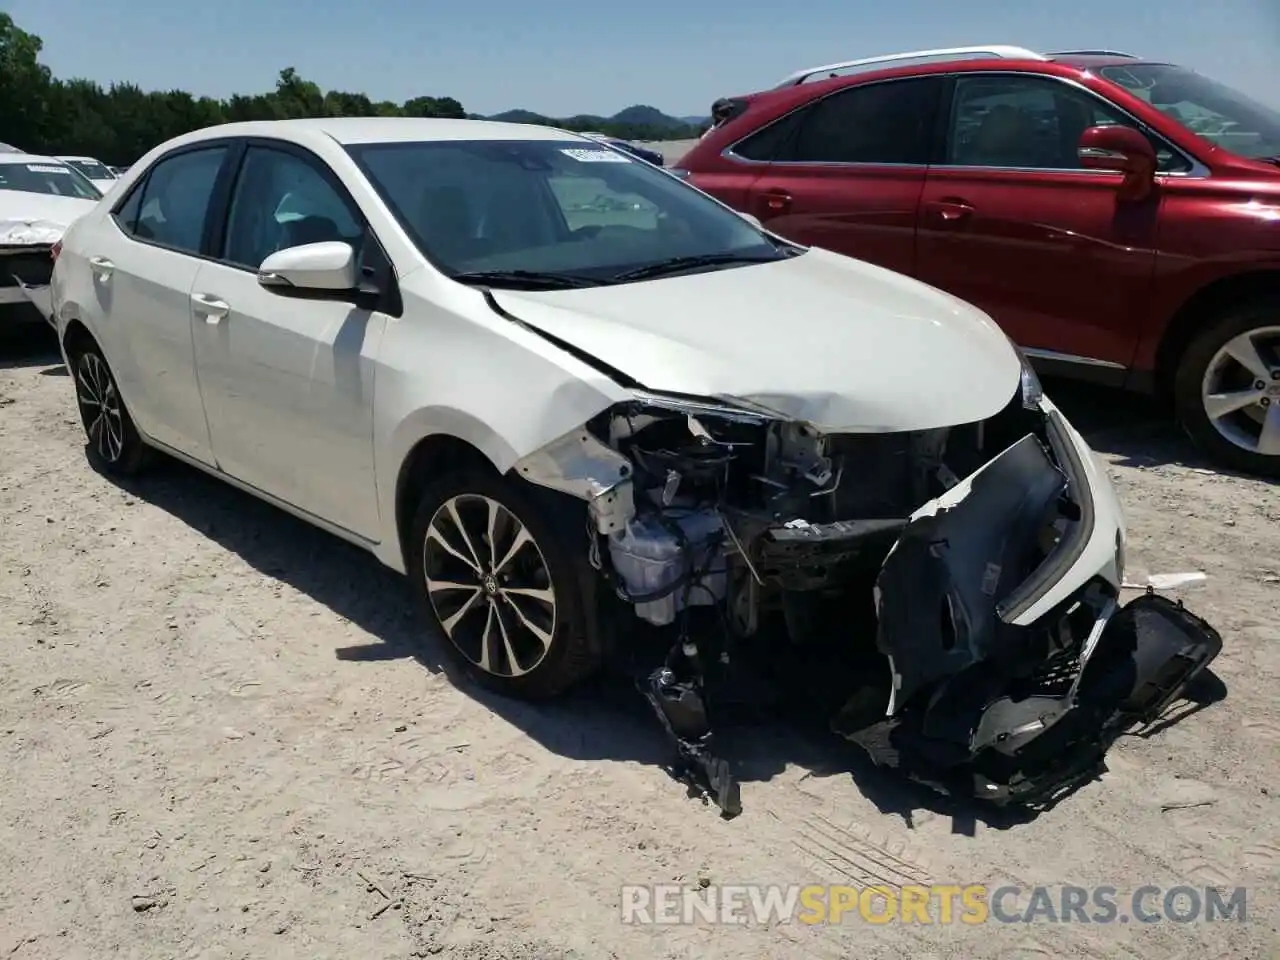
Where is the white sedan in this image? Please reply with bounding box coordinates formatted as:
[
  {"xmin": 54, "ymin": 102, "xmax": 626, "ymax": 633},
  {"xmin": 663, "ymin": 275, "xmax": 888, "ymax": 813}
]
[
  {"xmin": 1, "ymin": 153, "xmax": 102, "ymax": 326},
  {"xmin": 48, "ymin": 118, "xmax": 1221, "ymax": 814}
]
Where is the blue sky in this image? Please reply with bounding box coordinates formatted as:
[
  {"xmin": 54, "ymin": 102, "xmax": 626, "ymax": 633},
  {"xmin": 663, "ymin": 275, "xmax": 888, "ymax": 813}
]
[{"xmin": 8, "ymin": 0, "xmax": 1278, "ymax": 118}]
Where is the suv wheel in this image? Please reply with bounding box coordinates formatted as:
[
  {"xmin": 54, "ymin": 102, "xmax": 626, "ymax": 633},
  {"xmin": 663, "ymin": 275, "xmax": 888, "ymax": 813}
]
[
  {"xmin": 407, "ymin": 469, "xmax": 600, "ymax": 699},
  {"xmin": 1173, "ymin": 300, "xmax": 1280, "ymax": 478},
  {"xmin": 69, "ymin": 339, "xmax": 150, "ymax": 476}
]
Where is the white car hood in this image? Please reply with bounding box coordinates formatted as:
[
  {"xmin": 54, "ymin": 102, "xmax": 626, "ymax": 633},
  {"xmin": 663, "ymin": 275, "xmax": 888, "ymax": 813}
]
[
  {"xmin": 489, "ymin": 247, "xmax": 1022, "ymax": 433},
  {"xmin": 0, "ymin": 193, "xmax": 98, "ymax": 247}
]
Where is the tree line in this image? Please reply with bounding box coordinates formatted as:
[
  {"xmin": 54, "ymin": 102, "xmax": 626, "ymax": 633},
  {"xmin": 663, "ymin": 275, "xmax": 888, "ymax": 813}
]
[{"xmin": 0, "ymin": 14, "xmax": 697, "ymax": 167}]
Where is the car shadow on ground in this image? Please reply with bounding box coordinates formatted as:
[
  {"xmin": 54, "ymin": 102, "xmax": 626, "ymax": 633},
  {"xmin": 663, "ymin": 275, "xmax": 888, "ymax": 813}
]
[{"xmin": 88, "ymin": 378, "xmax": 1225, "ymax": 836}]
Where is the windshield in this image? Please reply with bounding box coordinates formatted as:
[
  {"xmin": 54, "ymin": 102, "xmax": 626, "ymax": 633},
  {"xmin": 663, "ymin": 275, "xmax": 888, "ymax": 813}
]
[
  {"xmin": 66, "ymin": 159, "xmax": 115, "ymax": 181},
  {"xmin": 345, "ymin": 139, "xmax": 787, "ymax": 284},
  {"xmin": 0, "ymin": 161, "xmax": 103, "ymax": 200},
  {"xmin": 1100, "ymin": 63, "xmax": 1280, "ymax": 160}
]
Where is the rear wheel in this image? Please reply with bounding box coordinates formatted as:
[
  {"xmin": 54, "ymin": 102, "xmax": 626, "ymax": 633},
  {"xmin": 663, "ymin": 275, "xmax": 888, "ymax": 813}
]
[
  {"xmin": 407, "ymin": 468, "xmax": 601, "ymax": 699},
  {"xmin": 1172, "ymin": 300, "xmax": 1280, "ymax": 478},
  {"xmin": 68, "ymin": 338, "xmax": 150, "ymax": 476}
]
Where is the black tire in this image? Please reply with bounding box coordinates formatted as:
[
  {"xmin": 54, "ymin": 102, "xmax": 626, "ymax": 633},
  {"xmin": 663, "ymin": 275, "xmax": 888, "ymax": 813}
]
[
  {"xmin": 1172, "ymin": 298, "xmax": 1280, "ymax": 478},
  {"xmin": 407, "ymin": 468, "xmax": 601, "ymax": 700},
  {"xmin": 67, "ymin": 337, "xmax": 150, "ymax": 476}
]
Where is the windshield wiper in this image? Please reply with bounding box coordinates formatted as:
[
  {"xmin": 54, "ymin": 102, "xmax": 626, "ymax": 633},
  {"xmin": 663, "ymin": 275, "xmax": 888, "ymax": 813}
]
[
  {"xmin": 450, "ymin": 269, "xmax": 604, "ymax": 290},
  {"xmin": 610, "ymin": 252, "xmax": 786, "ymax": 283}
]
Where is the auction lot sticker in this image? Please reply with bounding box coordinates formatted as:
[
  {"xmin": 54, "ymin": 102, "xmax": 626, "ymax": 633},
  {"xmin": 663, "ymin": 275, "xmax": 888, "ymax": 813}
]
[{"xmin": 560, "ymin": 148, "xmax": 631, "ymax": 163}]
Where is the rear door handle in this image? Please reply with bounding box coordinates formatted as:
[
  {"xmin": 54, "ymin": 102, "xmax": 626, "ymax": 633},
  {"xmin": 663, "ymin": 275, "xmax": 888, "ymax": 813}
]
[
  {"xmin": 924, "ymin": 199, "xmax": 975, "ymax": 222},
  {"xmin": 759, "ymin": 190, "xmax": 793, "ymax": 214},
  {"xmin": 88, "ymin": 256, "xmax": 114, "ymax": 278},
  {"xmin": 191, "ymin": 292, "xmax": 230, "ymax": 324}
]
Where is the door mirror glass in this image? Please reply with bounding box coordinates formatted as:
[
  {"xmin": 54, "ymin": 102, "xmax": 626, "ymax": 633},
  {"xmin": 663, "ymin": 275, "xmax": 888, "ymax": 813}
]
[{"xmin": 258, "ymin": 241, "xmax": 357, "ymax": 292}]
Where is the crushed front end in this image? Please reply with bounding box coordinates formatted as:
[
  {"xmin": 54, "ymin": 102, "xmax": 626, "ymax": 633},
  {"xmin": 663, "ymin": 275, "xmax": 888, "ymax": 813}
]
[{"xmin": 514, "ymin": 368, "xmax": 1224, "ymax": 817}]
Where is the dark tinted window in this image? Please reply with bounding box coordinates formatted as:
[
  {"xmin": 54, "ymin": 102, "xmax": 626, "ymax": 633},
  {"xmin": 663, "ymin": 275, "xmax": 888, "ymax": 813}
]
[
  {"xmin": 788, "ymin": 78, "xmax": 941, "ymax": 164},
  {"xmin": 731, "ymin": 109, "xmax": 807, "ymax": 161},
  {"xmin": 948, "ymin": 74, "xmax": 1190, "ymax": 173},
  {"xmin": 132, "ymin": 146, "xmax": 227, "ymax": 253},
  {"xmin": 113, "ymin": 181, "xmax": 144, "ymax": 233},
  {"xmin": 222, "ymin": 146, "xmax": 362, "ymax": 269}
]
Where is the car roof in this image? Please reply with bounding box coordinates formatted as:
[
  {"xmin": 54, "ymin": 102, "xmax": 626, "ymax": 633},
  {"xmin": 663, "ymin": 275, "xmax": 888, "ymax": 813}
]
[
  {"xmin": 0, "ymin": 153, "xmax": 68, "ymax": 166},
  {"xmin": 168, "ymin": 117, "xmax": 592, "ymax": 149}
]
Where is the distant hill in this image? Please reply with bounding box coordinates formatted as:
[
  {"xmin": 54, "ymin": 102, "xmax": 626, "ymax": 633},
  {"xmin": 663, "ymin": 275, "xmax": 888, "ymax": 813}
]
[{"xmin": 480, "ymin": 104, "xmax": 708, "ymax": 141}]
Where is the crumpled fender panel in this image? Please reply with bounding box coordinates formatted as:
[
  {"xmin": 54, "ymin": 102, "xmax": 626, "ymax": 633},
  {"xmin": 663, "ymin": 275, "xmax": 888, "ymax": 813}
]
[{"xmin": 875, "ymin": 433, "xmax": 1067, "ymax": 715}]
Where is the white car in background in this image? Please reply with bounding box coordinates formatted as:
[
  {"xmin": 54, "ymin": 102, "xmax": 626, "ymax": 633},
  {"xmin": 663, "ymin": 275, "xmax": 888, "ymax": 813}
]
[
  {"xmin": 48, "ymin": 118, "xmax": 1221, "ymax": 816},
  {"xmin": 1, "ymin": 153, "xmax": 102, "ymax": 326},
  {"xmin": 55, "ymin": 155, "xmax": 118, "ymax": 193}
]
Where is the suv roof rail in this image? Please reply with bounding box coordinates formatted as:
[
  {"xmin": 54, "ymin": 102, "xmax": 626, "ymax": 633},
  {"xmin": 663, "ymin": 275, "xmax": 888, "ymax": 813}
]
[
  {"xmin": 775, "ymin": 45, "xmax": 1049, "ymax": 87},
  {"xmin": 1046, "ymin": 49, "xmax": 1139, "ymax": 58}
]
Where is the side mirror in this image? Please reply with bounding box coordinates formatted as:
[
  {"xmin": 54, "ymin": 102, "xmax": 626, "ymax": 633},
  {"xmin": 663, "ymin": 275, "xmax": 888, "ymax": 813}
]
[
  {"xmin": 1077, "ymin": 125, "xmax": 1157, "ymax": 200},
  {"xmin": 258, "ymin": 241, "xmax": 357, "ymax": 293}
]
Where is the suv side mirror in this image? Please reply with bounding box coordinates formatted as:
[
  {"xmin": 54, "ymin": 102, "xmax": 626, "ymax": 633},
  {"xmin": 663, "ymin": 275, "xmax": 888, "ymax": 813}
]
[
  {"xmin": 258, "ymin": 241, "xmax": 357, "ymax": 293},
  {"xmin": 1078, "ymin": 125, "xmax": 1158, "ymax": 201}
]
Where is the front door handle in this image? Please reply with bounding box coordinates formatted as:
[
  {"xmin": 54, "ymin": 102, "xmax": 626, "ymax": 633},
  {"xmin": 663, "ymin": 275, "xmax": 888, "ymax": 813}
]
[
  {"xmin": 191, "ymin": 292, "xmax": 230, "ymax": 324},
  {"xmin": 88, "ymin": 256, "xmax": 114, "ymax": 278},
  {"xmin": 759, "ymin": 190, "xmax": 793, "ymax": 214},
  {"xmin": 924, "ymin": 198, "xmax": 975, "ymax": 222}
]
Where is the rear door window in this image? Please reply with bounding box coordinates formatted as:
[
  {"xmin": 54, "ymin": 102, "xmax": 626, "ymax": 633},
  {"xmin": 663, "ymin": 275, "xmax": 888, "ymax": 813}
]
[
  {"xmin": 129, "ymin": 147, "xmax": 229, "ymax": 254},
  {"xmin": 785, "ymin": 77, "xmax": 943, "ymax": 164}
]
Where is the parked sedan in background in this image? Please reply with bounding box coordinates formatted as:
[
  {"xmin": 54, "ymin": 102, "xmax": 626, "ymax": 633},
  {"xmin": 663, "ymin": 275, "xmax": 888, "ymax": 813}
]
[
  {"xmin": 56, "ymin": 155, "xmax": 118, "ymax": 192},
  {"xmin": 1, "ymin": 153, "xmax": 102, "ymax": 326},
  {"xmin": 678, "ymin": 45, "xmax": 1280, "ymax": 477}
]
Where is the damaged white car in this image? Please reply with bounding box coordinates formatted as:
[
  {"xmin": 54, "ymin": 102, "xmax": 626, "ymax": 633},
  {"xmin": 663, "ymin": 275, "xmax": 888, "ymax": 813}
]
[
  {"xmin": 50, "ymin": 119, "xmax": 1222, "ymax": 815},
  {"xmin": 1, "ymin": 152, "xmax": 102, "ymax": 326}
]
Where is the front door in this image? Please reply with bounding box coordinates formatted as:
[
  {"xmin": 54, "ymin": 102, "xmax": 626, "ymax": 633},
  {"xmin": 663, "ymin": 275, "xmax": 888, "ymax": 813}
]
[
  {"xmin": 741, "ymin": 75, "xmax": 945, "ymax": 277},
  {"xmin": 189, "ymin": 142, "xmax": 390, "ymax": 539},
  {"xmin": 915, "ymin": 73, "xmax": 1164, "ymax": 368}
]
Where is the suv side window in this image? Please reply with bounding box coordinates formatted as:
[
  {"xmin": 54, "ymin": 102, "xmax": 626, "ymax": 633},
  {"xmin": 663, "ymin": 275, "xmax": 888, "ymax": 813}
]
[
  {"xmin": 731, "ymin": 109, "xmax": 808, "ymax": 162},
  {"xmin": 130, "ymin": 146, "xmax": 228, "ymax": 253},
  {"xmin": 948, "ymin": 75, "xmax": 1190, "ymax": 173},
  {"xmin": 786, "ymin": 78, "xmax": 942, "ymax": 164},
  {"xmin": 222, "ymin": 145, "xmax": 364, "ymax": 270}
]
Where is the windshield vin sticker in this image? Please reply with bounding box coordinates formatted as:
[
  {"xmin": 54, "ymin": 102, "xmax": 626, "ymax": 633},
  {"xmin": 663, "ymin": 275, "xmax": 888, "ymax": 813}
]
[
  {"xmin": 560, "ymin": 148, "xmax": 631, "ymax": 163},
  {"xmin": 26, "ymin": 165, "xmax": 70, "ymax": 174}
]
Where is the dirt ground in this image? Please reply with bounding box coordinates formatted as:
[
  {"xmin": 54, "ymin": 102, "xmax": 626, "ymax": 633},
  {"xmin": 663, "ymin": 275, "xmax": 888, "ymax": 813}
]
[{"xmin": 1, "ymin": 324, "xmax": 1277, "ymax": 960}]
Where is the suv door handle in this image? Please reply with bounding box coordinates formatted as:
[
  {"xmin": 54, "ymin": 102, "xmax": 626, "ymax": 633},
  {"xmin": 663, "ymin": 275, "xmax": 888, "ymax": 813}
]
[
  {"xmin": 191, "ymin": 293, "xmax": 230, "ymax": 324},
  {"xmin": 760, "ymin": 190, "xmax": 793, "ymax": 214},
  {"xmin": 88, "ymin": 256, "xmax": 114, "ymax": 278},
  {"xmin": 924, "ymin": 199, "xmax": 975, "ymax": 222}
]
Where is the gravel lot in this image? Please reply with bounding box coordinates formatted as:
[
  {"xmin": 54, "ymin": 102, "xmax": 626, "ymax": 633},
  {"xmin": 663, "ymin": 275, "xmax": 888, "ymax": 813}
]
[{"xmin": 1, "ymin": 315, "xmax": 1277, "ymax": 960}]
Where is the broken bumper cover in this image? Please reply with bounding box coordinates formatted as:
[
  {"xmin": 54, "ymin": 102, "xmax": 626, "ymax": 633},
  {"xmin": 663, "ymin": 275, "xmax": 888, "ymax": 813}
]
[{"xmin": 1, "ymin": 244, "xmax": 57, "ymax": 326}]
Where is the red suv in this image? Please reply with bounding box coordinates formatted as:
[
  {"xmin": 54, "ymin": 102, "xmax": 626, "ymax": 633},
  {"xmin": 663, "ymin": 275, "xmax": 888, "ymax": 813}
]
[{"xmin": 675, "ymin": 45, "xmax": 1280, "ymax": 476}]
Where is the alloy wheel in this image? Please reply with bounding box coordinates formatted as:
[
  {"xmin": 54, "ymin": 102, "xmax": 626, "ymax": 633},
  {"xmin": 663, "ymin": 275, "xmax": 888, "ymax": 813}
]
[
  {"xmin": 1200, "ymin": 325, "xmax": 1280, "ymax": 457},
  {"xmin": 422, "ymin": 494, "xmax": 557, "ymax": 678},
  {"xmin": 75, "ymin": 351, "xmax": 125, "ymax": 463}
]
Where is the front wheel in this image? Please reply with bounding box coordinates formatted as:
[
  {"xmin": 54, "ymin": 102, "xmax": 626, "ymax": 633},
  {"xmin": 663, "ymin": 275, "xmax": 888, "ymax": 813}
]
[
  {"xmin": 407, "ymin": 468, "xmax": 601, "ymax": 700},
  {"xmin": 68, "ymin": 339, "xmax": 150, "ymax": 476},
  {"xmin": 1172, "ymin": 301, "xmax": 1280, "ymax": 478}
]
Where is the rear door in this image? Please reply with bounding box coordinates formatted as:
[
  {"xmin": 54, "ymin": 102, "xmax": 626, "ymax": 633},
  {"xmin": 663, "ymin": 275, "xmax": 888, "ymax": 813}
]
[
  {"xmin": 915, "ymin": 72, "xmax": 1166, "ymax": 369},
  {"xmin": 737, "ymin": 76, "xmax": 945, "ymax": 277},
  {"xmin": 84, "ymin": 144, "xmax": 232, "ymax": 464}
]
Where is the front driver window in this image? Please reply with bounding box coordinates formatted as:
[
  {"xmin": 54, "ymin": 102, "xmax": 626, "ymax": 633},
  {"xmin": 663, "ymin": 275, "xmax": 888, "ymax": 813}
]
[
  {"xmin": 948, "ymin": 75, "xmax": 1189, "ymax": 174},
  {"xmin": 222, "ymin": 146, "xmax": 363, "ymax": 270}
]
